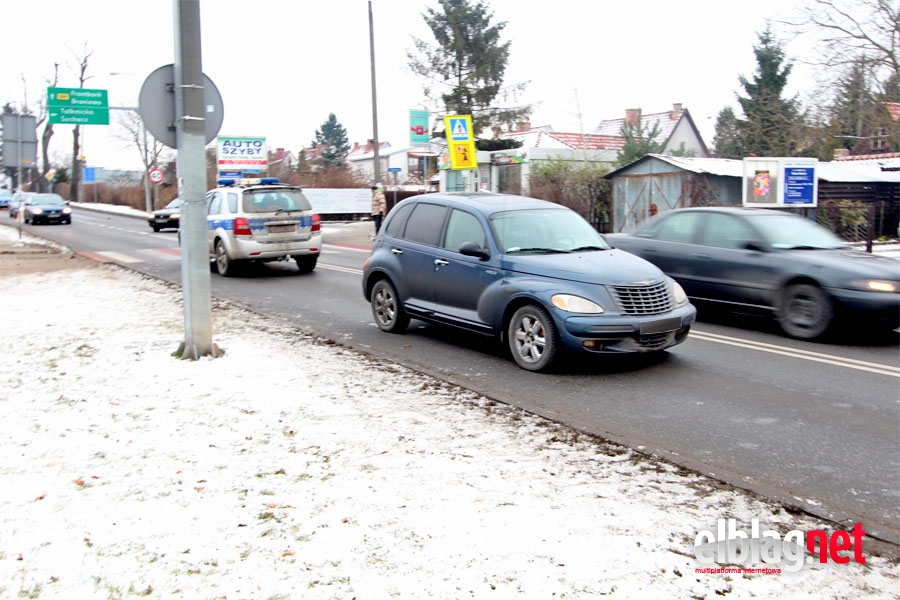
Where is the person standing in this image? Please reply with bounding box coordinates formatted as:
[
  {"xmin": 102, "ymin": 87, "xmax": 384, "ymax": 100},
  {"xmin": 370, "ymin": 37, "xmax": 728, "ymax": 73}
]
[{"xmin": 371, "ymin": 185, "xmax": 387, "ymax": 237}]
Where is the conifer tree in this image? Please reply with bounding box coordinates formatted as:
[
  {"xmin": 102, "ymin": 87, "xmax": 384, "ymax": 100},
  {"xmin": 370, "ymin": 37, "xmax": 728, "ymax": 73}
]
[
  {"xmin": 311, "ymin": 113, "xmax": 350, "ymax": 169},
  {"xmin": 407, "ymin": 0, "xmax": 531, "ymax": 136}
]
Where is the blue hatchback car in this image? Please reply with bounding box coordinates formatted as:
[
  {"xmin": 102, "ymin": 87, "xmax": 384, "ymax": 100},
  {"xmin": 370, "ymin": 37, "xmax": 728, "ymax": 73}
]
[{"xmin": 362, "ymin": 192, "xmax": 696, "ymax": 371}]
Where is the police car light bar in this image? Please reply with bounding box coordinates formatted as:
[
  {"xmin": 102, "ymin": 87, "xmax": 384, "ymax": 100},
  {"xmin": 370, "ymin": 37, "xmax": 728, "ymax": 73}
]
[{"xmin": 216, "ymin": 177, "xmax": 281, "ymax": 187}]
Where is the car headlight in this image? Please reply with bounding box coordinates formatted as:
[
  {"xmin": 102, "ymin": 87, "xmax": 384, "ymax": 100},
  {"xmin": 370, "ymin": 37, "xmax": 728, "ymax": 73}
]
[
  {"xmin": 850, "ymin": 279, "xmax": 898, "ymax": 293},
  {"xmin": 147, "ymin": 212, "xmax": 156, "ymax": 219},
  {"xmin": 171, "ymin": 213, "xmax": 180, "ymax": 219},
  {"xmin": 551, "ymin": 294, "xmax": 604, "ymax": 314},
  {"xmin": 671, "ymin": 280, "xmax": 688, "ymax": 305},
  {"xmin": 31, "ymin": 208, "xmax": 43, "ymax": 215},
  {"xmin": 62, "ymin": 207, "xmax": 72, "ymax": 214}
]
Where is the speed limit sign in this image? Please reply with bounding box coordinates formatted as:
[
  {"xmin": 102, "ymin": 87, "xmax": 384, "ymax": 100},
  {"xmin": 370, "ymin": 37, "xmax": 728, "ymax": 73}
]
[{"xmin": 148, "ymin": 168, "xmax": 164, "ymax": 185}]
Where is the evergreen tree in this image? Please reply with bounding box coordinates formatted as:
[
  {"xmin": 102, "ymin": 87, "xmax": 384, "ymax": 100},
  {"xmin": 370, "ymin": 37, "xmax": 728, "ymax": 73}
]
[
  {"xmin": 615, "ymin": 117, "xmax": 663, "ymax": 167},
  {"xmin": 828, "ymin": 56, "xmax": 881, "ymax": 153},
  {"xmin": 712, "ymin": 106, "xmax": 745, "ymax": 158},
  {"xmin": 295, "ymin": 148, "xmax": 311, "ymax": 172},
  {"xmin": 311, "ymin": 113, "xmax": 350, "ymax": 169},
  {"xmin": 735, "ymin": 27, "xmax": 804, "ymax": 157},
  {"xmin": 407, "ymin": 0, "xmax": 531, "ymax": 135}
]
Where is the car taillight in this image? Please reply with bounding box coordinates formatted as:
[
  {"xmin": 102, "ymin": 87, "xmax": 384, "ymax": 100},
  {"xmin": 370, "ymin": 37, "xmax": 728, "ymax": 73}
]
[
  {"xmin": 234, "ymin": 217, "xmax": 252, "ymax": 236},
  {"xmin": 312, "ymin": 213, "xmax": 321, "ymax": 232}
]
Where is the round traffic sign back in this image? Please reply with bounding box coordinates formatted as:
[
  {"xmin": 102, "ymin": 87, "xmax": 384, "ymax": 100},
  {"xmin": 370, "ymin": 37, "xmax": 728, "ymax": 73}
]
[
  {"xmin": 139, "ymin": 64, "xmax": 224, "ymax": 149},
  {"xmin": 148, "ymin": 168, "xmax": 164, "ymax": 185}
]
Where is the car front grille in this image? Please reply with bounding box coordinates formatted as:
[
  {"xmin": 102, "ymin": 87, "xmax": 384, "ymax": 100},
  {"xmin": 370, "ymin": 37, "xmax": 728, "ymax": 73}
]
[
  {"xmin": 610, "ymin": 282, "xmax": 673, "ymax": 315},
  {"xmin": 636, "ymin": 332, "xmax": 673, "ymax": 349}
]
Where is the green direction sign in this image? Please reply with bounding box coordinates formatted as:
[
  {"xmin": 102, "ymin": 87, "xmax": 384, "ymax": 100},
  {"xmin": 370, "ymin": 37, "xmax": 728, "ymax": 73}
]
[{"xmin": 47, "ymin": 87, "xmax": 109, "ymax": 125}]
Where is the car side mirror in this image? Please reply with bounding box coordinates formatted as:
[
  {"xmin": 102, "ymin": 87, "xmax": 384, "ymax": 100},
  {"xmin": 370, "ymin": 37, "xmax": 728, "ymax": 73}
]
[
  {"xmin": 744, "ymin": 241, "xmax": 766, "ymax": 252},
  {"xmin": 459, "ymin": 241, "xmax": 490, "ymax": 260}
]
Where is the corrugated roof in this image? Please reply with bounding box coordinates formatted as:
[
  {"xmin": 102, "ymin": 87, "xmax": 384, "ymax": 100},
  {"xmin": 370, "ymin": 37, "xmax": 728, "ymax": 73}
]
[{"xmin": 608, "ymin": 154, "xmax": 900, "ymax": 183}]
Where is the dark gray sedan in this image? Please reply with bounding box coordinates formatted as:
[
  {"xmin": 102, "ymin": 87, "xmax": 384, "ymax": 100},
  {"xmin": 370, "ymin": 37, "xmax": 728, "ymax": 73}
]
[
  {"xmin": 147, "ymin": 197, "xmax": 181, "ymax": 232},
  {"xmin": 22, "ymin": 193, "xmax": 72, "ymax": 225},
  {"xmin": 605, "ymin": 206, "xmax": 900, "ymax": 340}
]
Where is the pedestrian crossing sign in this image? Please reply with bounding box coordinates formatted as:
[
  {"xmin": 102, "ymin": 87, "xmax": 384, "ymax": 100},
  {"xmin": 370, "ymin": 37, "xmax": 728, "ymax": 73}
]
[{"xmin": 444, "ymin": 115, "xmax": 477, "ymax": 170}]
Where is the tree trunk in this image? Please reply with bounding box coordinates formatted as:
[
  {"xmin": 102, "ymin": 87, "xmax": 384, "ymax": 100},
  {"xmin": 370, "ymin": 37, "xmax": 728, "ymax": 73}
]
[{"xmin": 70, "ymin": 126, "xmax": 81, "ymax": 202}]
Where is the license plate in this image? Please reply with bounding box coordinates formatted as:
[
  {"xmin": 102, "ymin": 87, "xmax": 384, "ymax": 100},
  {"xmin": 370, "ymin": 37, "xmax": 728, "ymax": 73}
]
[
  {"xmin": 268, "ymin": 224, "xmax": 295, "ymax": 233},
  {"xmin": 640, "ymin": 317, "xmax": 682, "ymax": 335}
]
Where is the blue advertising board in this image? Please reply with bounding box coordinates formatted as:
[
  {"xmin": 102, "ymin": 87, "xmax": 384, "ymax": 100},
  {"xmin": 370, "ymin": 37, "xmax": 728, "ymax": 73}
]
[{"xmin": 783, "ymin": 164, "xmax": 817, "ymax": 206}]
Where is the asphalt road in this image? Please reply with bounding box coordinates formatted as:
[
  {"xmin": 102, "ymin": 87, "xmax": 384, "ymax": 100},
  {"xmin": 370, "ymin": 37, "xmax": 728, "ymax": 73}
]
[{"xmin": 9, "ymin": 205, "xmax": 900, "ymax": 546}]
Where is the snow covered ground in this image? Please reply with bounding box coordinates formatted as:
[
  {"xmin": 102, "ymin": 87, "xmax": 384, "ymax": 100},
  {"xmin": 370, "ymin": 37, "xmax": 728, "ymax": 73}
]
[{"xmin": 0, "ymin": 224, "xmax": 898, "ymax": 599}]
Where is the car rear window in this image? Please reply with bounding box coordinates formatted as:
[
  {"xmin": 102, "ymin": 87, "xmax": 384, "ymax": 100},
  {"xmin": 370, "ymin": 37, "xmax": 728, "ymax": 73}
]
[{"xmin": 242, "ymin": 189, "xmax": 311, "ymax": 213}]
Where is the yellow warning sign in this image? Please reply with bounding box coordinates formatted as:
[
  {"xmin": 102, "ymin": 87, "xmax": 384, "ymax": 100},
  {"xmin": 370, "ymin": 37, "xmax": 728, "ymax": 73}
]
[{"xmin": 444, "ymin": 115, "xmax": 478, "ymax": 170}]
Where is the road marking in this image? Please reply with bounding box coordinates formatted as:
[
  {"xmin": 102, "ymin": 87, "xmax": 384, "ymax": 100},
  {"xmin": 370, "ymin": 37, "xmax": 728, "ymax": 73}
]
[
  {"xmin": 690, "ymin": 330, "xmax": 900, "ymax": 377},
  {"xmin": 318, "ymin": 263, "xmax": 362, "ymax": 275},
  {"xmin": 322, "ymin": 242, "xmax": 373, "ymax": 253},
  {"xmin": 78, "ymin": 248, "xmax": 181, "ymax": 264}
]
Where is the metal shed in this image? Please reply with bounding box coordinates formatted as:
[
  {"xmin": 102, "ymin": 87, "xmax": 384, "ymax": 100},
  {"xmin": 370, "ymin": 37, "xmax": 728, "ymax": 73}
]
[{"xmin": 605, "ymin": 154, "xmax": 900, "ymax": 237}]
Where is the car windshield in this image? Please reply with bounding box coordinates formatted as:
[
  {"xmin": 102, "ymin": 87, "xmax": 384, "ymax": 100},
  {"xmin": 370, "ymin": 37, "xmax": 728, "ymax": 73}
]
[
  {"xmin": 752, "ymin": 213, "xmax": 846, "ymax": 250},
  {"xmin": 242, "ymin": 189, "xmax": 311, "ymax": 213},
  {"xmin": 31, "ymin": 194, "xmax": 66, "ymax": 206},
  {"xmin": 165, "ymin": 198, "xmax": 180, "ymax": 209},
  {"xmin": 491, "ymin": 208, "xmax": 609, "ymax": 253}
]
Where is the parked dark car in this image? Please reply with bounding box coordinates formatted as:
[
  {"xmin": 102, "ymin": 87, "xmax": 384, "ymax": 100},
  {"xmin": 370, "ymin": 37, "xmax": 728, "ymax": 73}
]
[
  {"xmin": 605, "ymin": 206, "xmax": 900, "ymax": 339},
  {"xmin": 148, "ymin": 197, "xmax": 181, "ymax": 232},
  {"xmin": 22, "ymin": 193, "xmax": 72, "ymax": 225},
  {"xmin": 362, "ymin": 192, "xmax": 696, "ymax": 371}
]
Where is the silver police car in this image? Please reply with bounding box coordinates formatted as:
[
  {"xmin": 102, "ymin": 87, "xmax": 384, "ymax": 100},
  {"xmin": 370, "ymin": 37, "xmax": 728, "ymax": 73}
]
[{"xmin": 206, "ymin": 178, "xmax": 321, "ymax": 276}]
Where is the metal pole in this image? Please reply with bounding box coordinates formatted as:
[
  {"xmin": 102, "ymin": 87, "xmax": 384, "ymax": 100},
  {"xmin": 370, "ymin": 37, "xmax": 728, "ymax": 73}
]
[
  {"xmin": 16, "ymin": 116, "xmax": 23, "ymax": 239},
  {"xmin": 174, "ymin": 0, "xmax": 220, "ymax": 359},
  {"xmin": 369, "ymin": 0, "xmax": 380, "ymax": 185}
]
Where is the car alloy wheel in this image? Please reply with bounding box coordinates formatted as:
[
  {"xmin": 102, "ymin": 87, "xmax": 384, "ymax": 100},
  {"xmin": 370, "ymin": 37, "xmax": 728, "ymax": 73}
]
[
  {"xmin": 215, "ymin": 240, "xmax": 235, "ymax": 277},
  {"xmin": 778, "ymin": 283, "xmax": 832, "ymax": 340},
  {"xmin": 371, "ymin": 279, "xmax": 410, "ymax": 333},
  {"xmin": 508, "ymin": 305, "xmax": 558, "ymax": 371}
]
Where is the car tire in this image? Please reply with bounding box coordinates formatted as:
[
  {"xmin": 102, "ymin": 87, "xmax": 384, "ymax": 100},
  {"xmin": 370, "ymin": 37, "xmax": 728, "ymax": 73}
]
[
  {"xmin": 152, "ymin": 225, "xmax": 160, "ymax": 232},
  {"xmin": 215, "ymin": 239, "xmax": 237, "ymax": 277},
  {"xmin": 777, "ymin": 283, "xmax": 832, "ymax": 340},
  {"xmin": 508, "ymin": 304, "xmax": 559, "ymax": 372},
  {"xmin": 371, "ymin": 279, "xmax": 410, "ymax": 333},
  {"xmin": 295, "ymin": 255, "xmax": 318, "ymax": 273}
]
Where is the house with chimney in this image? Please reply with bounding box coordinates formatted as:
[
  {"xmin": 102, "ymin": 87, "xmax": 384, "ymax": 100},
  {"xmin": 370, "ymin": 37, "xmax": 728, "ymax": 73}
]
[{"xmin": 472, "ymin": 103, "xmax": 709, "ymax": 195}]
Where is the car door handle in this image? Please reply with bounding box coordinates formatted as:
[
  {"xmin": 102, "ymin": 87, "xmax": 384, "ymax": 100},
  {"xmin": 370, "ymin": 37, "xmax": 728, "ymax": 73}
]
[
  {"xmin": 695, "ymin": 252, "xmax": 711, "ymax": 259},
  {"xmin": 391, "ymin": 248, "xmax": 403, "ymax": 255},
  {"xmin": 434, "ymin": 259, "xmax": 449, "ymax": 266}
]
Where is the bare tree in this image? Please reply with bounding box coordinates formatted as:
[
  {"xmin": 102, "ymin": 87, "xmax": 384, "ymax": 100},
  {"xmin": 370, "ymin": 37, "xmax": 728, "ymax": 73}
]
[
  {"xmin": 69, "ymin": 45, "xmax": 94, "ymax": 203},
  {"xmin": 113, "ymin": 109, "xmax": 169, "ymax": 170},
  {"xmin": 112, "ymin": 109, "xmax": 173, "ymax": 208},
  {"xmin": 783, "ymin": 0, "xmax": 900, "ymax": 85},
  {"xmin": 30, "ymin": 64, "xmax": 62, "ymax": 193}
]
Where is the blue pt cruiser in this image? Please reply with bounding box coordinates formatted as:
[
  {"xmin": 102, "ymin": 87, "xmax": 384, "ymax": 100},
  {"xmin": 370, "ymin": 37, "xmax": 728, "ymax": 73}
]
[{"xmin": 362, "ymin": 193, "xmax": 696, "ymax": 371}]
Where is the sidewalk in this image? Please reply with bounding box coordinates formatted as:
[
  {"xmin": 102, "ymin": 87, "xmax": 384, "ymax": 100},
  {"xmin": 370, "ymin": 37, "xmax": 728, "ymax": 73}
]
[{"xmin": 0, "ymin": 224, "xmax": 898, "ymax": 598}]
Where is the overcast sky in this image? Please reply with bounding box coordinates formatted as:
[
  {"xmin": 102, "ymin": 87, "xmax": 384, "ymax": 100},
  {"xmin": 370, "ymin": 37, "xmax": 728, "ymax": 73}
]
[{"xmin": 2, "ymin": 0, "xmax": 816, "ymax": 172}]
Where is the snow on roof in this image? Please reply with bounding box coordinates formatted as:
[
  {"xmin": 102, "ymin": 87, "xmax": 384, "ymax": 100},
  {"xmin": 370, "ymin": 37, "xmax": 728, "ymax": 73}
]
[{"xmin": 612, "ymin": 154, "xmax": 900, "ymax": 183}]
